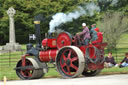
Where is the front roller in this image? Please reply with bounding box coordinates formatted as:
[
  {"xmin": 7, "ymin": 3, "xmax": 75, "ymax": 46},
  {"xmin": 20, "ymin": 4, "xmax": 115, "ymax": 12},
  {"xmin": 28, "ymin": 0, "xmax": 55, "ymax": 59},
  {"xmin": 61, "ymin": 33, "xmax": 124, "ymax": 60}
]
[
  {"xmin": 16, "ymin": 58, "xmax": 45, "ymax": 80},
  {"xmin": 56, "ymin": 46, "xmax": 85, "ymax": 78}
]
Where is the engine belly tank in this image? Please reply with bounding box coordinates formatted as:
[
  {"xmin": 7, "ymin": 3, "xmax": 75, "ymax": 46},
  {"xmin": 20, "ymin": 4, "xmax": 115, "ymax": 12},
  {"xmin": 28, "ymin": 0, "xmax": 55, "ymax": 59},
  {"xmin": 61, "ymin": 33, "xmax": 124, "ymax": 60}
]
[{"xmin": 39, "ymin": 49, "xmax": 57, "ymax": 62}]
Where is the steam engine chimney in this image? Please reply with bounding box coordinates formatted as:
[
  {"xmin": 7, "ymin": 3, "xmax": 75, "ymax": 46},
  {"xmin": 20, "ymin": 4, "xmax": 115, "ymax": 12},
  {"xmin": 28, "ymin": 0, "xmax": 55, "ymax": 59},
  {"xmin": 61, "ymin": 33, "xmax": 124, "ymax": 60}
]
[{"xmin": 34, "ymin": 20, "xmax": 41, "ymax": 49}]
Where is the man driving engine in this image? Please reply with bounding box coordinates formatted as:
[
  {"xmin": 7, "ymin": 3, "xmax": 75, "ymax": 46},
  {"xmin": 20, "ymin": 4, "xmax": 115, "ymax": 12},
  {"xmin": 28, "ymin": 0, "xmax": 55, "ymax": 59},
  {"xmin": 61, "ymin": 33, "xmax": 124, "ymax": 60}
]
[{"xmin": 76, "ymin": 23, "xmax": 91, "ymax": 45}]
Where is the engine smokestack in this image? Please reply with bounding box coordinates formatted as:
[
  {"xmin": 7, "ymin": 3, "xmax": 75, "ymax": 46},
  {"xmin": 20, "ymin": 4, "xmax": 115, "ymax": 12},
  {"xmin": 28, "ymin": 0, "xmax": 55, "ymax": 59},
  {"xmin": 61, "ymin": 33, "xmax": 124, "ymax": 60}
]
[{"xmin": 34, "ymin": 20, "xmax": 41, "ymax": 48}]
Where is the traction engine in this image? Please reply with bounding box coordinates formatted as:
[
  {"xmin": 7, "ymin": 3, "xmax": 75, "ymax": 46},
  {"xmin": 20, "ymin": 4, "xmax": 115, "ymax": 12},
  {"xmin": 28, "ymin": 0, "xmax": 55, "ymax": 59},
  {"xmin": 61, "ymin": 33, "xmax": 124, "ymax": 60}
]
[{"xmin": 15, "ymin": 20, "xmax": 107, "ymax": 79}]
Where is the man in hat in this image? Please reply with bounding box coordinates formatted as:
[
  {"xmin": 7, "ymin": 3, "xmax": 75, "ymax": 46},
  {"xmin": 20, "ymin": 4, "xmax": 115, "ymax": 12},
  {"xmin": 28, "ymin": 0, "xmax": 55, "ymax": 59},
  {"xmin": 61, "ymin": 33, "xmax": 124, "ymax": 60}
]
[
  {"xmin": 76, "ymin": 23, "xmax": 91, "ymax": 45},
  {"xmin": 90, "ymin": 24, "xmax": 98, "ymax": 43}
]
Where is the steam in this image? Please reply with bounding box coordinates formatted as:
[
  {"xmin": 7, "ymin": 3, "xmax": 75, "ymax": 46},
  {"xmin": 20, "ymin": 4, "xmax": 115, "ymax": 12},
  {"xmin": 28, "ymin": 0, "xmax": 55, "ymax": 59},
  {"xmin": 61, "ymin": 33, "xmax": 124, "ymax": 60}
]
[
  {"xmin": 85, "ymin": 3, "xmax": 100, "ymax": 16},
  {"xmin": 99, "ymin": 0, "xmax": 118, "ymax": 6},
  {"xmin": 49, "ymin": 3, "xmax": 100, "ymax": 32},
  {"xmin": 49, "ymin": 0, "xmax": 118, "ymax": 32},
  {"xmin": 111, "ymin": 0, "xmax": 118, "ymax": 5}
]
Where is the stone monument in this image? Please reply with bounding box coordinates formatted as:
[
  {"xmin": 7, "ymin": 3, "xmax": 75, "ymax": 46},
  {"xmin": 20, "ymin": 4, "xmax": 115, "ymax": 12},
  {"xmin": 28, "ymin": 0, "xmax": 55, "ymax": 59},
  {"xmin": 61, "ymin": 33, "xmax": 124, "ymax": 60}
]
[{"xmin": 1, "ymin": 7, "xmax": 21, "ymax": 51}]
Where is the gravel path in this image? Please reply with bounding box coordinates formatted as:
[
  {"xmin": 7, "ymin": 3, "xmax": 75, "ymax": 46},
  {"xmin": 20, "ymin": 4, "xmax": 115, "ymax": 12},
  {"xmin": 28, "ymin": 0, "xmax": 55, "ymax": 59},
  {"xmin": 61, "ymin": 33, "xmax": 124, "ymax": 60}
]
[{"xmin": 0, "ymin": 74, "xmax": 128, "ymax": 85}]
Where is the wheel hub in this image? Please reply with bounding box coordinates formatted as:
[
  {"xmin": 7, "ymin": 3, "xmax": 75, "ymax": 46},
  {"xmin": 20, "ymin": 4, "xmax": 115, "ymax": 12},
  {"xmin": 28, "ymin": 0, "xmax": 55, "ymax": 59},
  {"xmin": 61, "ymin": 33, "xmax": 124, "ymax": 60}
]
[{"xmin": 66, "ymin": 59, "xmax": 71, "ymax": 66}]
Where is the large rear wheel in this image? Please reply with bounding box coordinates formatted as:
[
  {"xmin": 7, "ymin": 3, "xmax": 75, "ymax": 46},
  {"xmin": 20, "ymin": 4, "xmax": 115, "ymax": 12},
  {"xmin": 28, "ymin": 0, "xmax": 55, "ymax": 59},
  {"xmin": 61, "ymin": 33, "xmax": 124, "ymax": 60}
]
[
  {"xmin": 16, "ymin": 58, "xmax": 44, "ymax": 80},
  {"xmin": 56, "ymin": 46, "xmax": 85, "ymax": 78}
]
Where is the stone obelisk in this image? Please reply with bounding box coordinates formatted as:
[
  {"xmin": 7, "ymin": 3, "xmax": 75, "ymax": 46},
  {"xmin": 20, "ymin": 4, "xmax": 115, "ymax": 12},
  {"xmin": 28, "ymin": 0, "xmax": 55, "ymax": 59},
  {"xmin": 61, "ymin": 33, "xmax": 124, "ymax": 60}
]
[
  {"xmin": 2, "ymin": 7, "xmax": 21, "ymax": 51},
  {"xmin": 7, "ymin": 7, "xmax": 16, "ymax": 44}
]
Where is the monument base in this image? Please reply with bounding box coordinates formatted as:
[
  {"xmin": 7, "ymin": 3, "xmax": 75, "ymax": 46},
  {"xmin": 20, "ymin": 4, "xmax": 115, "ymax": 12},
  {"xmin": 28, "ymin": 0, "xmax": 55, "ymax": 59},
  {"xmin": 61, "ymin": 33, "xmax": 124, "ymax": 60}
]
[{"xmin": 2, "ymin": 43, "xmax": 21, "ymax": 51}]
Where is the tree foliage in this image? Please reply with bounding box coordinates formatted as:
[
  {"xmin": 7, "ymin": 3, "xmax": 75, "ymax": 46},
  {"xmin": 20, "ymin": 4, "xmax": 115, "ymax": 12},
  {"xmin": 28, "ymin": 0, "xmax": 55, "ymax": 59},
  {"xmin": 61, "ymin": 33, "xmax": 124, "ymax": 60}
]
[
  {"xmin": 0, "ymin": 0, "xmax": 128, "ymax": 45},
  {"xmin": 98, "ymin": 12, "xmax": 128, "ymax": 49},
  {"xmin": 0, "ymin": 0, "xmax": 86, "ymax": 44}
]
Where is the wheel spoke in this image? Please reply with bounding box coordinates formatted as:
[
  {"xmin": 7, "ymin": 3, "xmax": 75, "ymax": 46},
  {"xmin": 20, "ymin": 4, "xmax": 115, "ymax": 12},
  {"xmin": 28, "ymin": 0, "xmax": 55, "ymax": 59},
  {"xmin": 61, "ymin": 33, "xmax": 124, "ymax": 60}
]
[
  {"xmin": 25, "ymin": 71, "xmax": 29, "ymax": 76},
  {"xmin": 67, "ymin": 66, "xmax": 71, "ymax": 74},
  {"xmin": 63, "ymin": 55, "xmax": 67, "ymax": 61},
  {"xmin": 61, "ymin": 63, "xmax": 66, "ymax": 68},
  {"xmin": 71, "ymin": 57, "xmax": 78, "ymax": 62},
  {"xmin": 27, "ymin": 71, "xmax": 32, "ymax": 77},
  {"xmin": 20, "ymin": 71, "xmax": 26, "ymax": 77},
  {"xmin": 67, "ymin": 50, "xmax": 72, "ymax": 59},
  {"xmin": 71, "ymin": 63, "xmax": 78, "ymax": 71},
  {"xmin": 18, "ymin": 60, "xmax": 33, "ymax": 78}
]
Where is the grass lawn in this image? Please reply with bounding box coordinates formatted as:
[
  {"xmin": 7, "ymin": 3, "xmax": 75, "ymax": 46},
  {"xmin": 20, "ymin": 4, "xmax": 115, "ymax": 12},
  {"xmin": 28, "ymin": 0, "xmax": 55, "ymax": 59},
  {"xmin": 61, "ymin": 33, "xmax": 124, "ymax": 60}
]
[
  {"xmin": 101, "ymin": 67, "xmax": 128, "ymax": 75},
  {"xmin": 0, "ymin": 33, "xmax": 128, "ymax": 80}
]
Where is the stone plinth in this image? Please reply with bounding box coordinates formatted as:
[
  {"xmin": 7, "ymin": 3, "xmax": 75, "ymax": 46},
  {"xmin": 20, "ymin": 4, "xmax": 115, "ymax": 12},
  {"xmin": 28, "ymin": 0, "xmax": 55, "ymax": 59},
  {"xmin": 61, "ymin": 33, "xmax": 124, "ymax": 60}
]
[
  {"xmin": 2, "ymin": 43, "xmax": 21, "ymax": 51},
  {"xmin": 0, "ymin": 7, "xmax": 21, "ymax": 52}
]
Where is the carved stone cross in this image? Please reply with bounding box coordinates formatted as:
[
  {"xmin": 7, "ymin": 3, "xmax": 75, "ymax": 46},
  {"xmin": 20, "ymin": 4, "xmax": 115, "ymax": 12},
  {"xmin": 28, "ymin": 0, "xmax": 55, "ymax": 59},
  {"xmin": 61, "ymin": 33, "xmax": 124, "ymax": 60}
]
[
  {"xmin": 7, "ymin": 7, "xmax": 16, "ymax": 43},
  {"xmin": 7, "ymin": 7, "xmax": 16, "ymax": 17},
  {"xmin": 0, "ymin": 7, "xmax": 21, "ymax": 51}
]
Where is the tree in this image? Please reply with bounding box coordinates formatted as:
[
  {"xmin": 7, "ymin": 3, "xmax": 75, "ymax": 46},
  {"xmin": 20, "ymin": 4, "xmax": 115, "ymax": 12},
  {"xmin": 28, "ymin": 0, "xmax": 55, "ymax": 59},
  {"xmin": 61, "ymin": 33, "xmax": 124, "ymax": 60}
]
[
  {"xmin": 98, "ymin": 12, "xmax": 128, "ymax": 50},
  {"xmin": 1, "ymin": 0, "xmax": 127, "ymax": 45},
  {"xmin": 114, "ymin": 0, "xmax": 128, "ymax": 15},
  {"xmin": 0, "ymin": 0, "xmax": 85, "ymax": 44}
]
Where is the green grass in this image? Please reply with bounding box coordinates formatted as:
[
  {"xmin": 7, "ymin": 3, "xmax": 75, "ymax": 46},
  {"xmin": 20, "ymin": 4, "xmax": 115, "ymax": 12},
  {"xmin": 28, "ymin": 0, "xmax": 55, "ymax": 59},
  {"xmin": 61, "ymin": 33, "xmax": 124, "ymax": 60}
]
[
  {"xmin": 101, "ymin": 67, "xmax": 128, "ymax": 75},
  {"xmin": 0, "ymin": 66, "xmax": 19, "ymax": 80},
  {"xmin": 118, "ymin": 33, "xmax": 128, "ymax": 43},
  {"xmin": 0, "ymin": 45, "xmax": 25, "ymax": 80},
  {"xmin": 44, "ymin": 68, "xmax": 60, "ymax": 78}
]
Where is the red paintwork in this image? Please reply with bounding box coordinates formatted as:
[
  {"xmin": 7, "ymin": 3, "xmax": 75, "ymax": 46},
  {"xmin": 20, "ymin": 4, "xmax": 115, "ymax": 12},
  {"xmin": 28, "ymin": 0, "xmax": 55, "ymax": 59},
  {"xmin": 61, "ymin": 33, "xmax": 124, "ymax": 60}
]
[
  {"xmin": 40, "ymin": 32, "xmax": 107, "ymax": 70},
  {"xmin": 87, "ymin": 63, "xmax": 104, "ymax": 70},
  {"xmin": 79, "ymin": 45, "xmax": 97, "ymax": 59},
  {"xmin": 92, "ymin": 32, "xmax": 103, "ymax": 44},
  {"xmin": 22, "ymin": 54, "xmax": 29, "ymax": 67},
  {"xmin": 89, "ymin": 47, "xmax": 96, "ymax": 59},
  {"xmin": 21, "ymin": 54, "xmax": 33, "ymax": 78},
  {"xmin": 21, "ymin": 62, "xmax": 33, "ymax": 77},
  {"xmin": 79, "ymin": 43, "xmax": 107, "ymax": 70},
  {"xmin": 42, "ymin": 38, "xmax": 57, "ymax": 48},
  {"xmin": 60, "ymin": 49, "xmax": 78, "ymax": 75},
  {"xmin": 21, "ymin": 59, "xmax": 33, "ymax": 78},
  {"xmin": 39, "ymin": 49, "xmax": 57, "ymax": 62},
  {"xmin": 22, "ymin": 32, "xmax": 107, "ymax": 74},
  {"xmin": 42, "ymin": 38, "xmax": 48, "ymax": 47},
  {"xmin": 56, "ymin": 32, "xmax": 72, "ymax": 49},
  {"xmin": 47, "ymin": 38, "xmax": 57, "ymax": 48}
]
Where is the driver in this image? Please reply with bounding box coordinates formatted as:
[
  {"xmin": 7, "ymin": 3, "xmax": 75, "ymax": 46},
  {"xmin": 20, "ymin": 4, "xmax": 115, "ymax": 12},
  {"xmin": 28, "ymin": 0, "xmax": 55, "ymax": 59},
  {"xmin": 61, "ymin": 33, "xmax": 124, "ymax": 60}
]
[{"xmin": 76, "ymin": 23, "xmax": 91, "ymax": 45}]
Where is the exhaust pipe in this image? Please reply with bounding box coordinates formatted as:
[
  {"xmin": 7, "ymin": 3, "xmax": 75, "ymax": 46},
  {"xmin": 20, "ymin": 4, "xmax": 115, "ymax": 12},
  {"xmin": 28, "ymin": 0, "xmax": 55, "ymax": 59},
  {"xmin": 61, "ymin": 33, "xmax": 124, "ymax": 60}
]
[{"xmin": 34, "ymin": 20, "xmax": 41, "ymax": 49}]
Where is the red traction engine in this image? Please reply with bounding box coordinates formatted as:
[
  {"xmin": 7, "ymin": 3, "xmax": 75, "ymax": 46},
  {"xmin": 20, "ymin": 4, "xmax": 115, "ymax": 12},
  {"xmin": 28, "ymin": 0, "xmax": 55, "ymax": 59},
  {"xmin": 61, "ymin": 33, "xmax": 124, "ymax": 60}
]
[{"xmin": 15, "ymin": 20, "xmax": 107, "ymax": 79}]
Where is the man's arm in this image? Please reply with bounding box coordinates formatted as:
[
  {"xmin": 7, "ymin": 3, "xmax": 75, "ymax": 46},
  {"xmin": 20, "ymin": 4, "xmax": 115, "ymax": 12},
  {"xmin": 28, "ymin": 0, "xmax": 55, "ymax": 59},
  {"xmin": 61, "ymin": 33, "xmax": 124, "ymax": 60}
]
[{"xmin": 79, "ymin": 27, "xmax": 88, "ymax": 36}]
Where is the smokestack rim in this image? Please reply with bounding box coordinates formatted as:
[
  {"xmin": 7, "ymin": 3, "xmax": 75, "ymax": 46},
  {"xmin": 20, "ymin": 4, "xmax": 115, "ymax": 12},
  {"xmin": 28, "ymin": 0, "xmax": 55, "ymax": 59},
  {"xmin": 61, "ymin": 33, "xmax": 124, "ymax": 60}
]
[{"xmin": 34, "ymin": 20, "xmax": 40, "ymax": 24}]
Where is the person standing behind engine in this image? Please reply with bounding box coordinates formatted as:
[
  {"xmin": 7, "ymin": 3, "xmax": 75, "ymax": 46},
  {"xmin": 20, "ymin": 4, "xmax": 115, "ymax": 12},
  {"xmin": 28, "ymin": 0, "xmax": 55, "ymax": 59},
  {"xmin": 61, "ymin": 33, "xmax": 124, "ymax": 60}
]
[
  {"xmin": 90, "ymin": 24, "xmax": 98, "ymax": 43},
  {"xmin": 92, "ymin": 28, "xmax": 103, "ymax": 44},
  {"xmin": 76, "ymin": 23, "xmax": 91, "ymax": 45}
]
